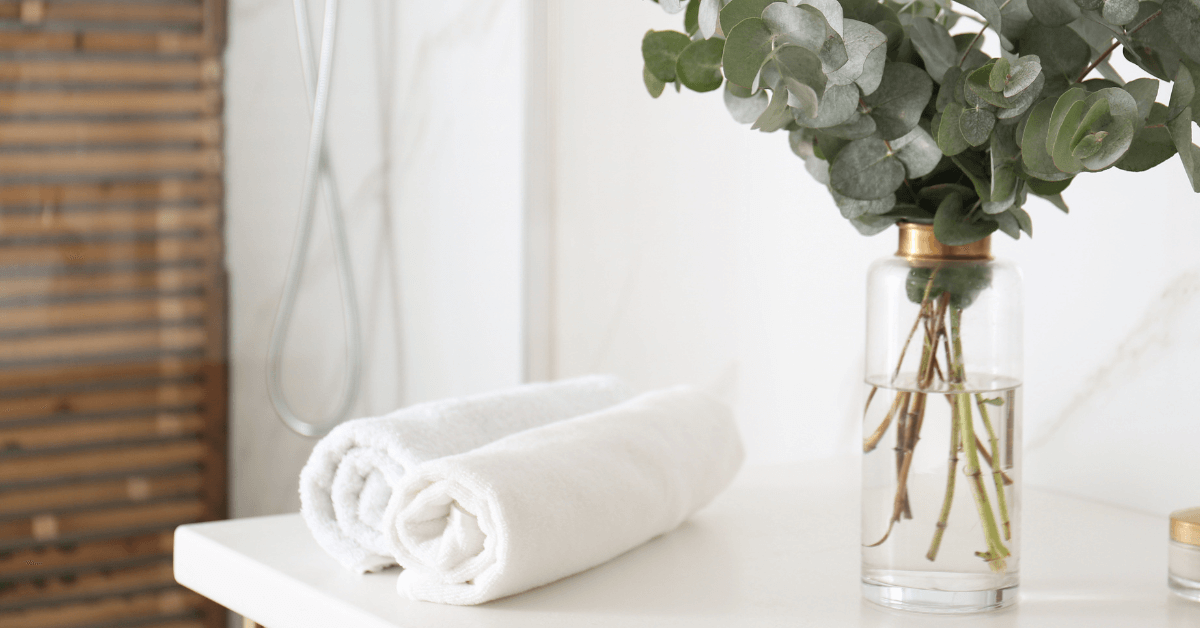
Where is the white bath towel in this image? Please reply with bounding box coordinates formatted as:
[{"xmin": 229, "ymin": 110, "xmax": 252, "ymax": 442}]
[
  {"xmin": 299, "ymin": 375, "xmax": 633, "ymax": 573},
  {"xmin": 382, "ymin": 386, "xmax": 744, "ymax": 605}
]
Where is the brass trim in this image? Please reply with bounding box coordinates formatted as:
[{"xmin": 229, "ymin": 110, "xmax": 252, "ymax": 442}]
[
  {"xmin": 897, "ymin": 222, "xmax": 992, "ymax": 262},
  {"xmin": 1172, "ymin": 507, "xmax": 1200, "ymax": 547}
]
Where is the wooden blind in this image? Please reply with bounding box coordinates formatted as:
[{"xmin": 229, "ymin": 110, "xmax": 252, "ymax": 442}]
[{"xmin": 0, "ymin": 1, "xmax": 227, "ymax": 627}]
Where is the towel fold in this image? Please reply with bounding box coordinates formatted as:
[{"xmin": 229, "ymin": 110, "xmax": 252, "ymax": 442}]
[
  {"xmin": 299, "ymin": 375, "xmax": 633, "ymax": 573},
  {"xmin": 383, "ymin": 386, "xmax": 744, "ymax": 605}
]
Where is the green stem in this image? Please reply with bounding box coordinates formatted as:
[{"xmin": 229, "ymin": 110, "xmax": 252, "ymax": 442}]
[
  {"xmin": 950, "ymin": 307, "xmax": 1009, "ymax": 572},
  {"xmin": 976, "ymin": 393, "xmax": 1012, "ymax": 541},
  {"xmin": 926, "ymin": 393, "xmax": 960, "ymax": 561}
]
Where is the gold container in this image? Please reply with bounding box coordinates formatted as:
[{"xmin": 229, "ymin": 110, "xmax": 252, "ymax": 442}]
[
  {"xmin": 1170, "ymin": 507, "xmax": 1200, "ymax": 602},
  {"xmin": 897, "ymin": 222, "xmax": 992, "ymax": 263}
]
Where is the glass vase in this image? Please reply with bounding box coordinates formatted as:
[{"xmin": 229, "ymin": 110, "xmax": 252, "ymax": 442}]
[{"xmin": 861, "ymin": 223, "xmax": 1022, "ymax": 613}]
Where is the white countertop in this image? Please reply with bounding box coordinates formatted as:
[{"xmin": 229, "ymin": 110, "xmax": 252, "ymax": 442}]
[{"xmin": 174, "ymin": 458, "xmax": 1200, "ymax": 627}]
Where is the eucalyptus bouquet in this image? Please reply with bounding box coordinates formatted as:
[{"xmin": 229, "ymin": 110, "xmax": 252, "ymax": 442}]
[
  {"xmin": 639, "ymin": 0, "xmax": 1200, "ymax": 589},
  {"xmin": 641, "ymin": 0, "xmax": 1200, "ymax": 244}
]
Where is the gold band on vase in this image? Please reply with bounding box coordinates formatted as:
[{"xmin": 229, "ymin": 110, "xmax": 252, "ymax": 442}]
[
  {"xmin": 1172, "ymin": 508, "xmax": 1200, "ymax": 547},
  {"xmin": 897, "ymin": 222, "xmax": 992, "ymax": 262}
]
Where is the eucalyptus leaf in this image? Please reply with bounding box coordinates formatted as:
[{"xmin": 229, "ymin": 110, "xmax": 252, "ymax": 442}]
[
  {"xmin": 770, "ymin": 45, "xmax": 828, "ymax": 94},
  {"xmin": 677, "ymin": 38, "xmax": 726, "ymax": 92},
  {"xmin": 953, "ymin": 151, "xmax": 994, "ymax": 201},
  {"xmin": 786, "ymin": 78, "xmax": 822, "ymax": 117},
  {"xmin": 1003, "ymin": 55, "xmax": 1043, "ymax": 98},
  {"xmin": 1019, "ymin": 24, "xmax": 1090, "ymax": 87},
  {"xmin": 643, "ymin": 30, "xmax": 693, "ymax": 82},
  {"xmin": 1127, "ymin": 2, "xmax": 1186, "ymax": 81},
  {"xmin": 863, "ymin": 62, "xmax": 935, "ymax": 140},
  {"xmin": 826, "ymin": 20, "xmax": 889, "ymax": 94},
  {"xmin": 1163, "ymin": 0, "xmax": 1200, "ymax": 65},
  {"xmin": 797, "ymin": 83, "xmax": 861, "ymax": 128},
  {"xmin": 1169, "ymin": 65, "xmax": 1195, "ymax": 122},
  {"xmin": 1125, "ymin": 78, "xmax": 1160, "ymax": 126},
  {"xmin": 792, "ymin": 0, "xmax": 846, "ymax": 35},
  {"xmin": 830, "ymin": 136, "xmax": 907, "ymax": 199},
  {"xmin": 1102, "ymin": 0, "xmax": 1139, "ymax": 24},
  {"xmin": 958, "ymin": 0, "xmax": 1005, "ymax": 36},
  {"xmin": 659, "ymin": 0, "xmax": 687, "ymax": 14},
  {"xmin": 1168, "ymin": 106, "xmax": 1200, "ymax": 191},
  {"xmin": 1022, "ymin": 97, "xmax": 1072, "ymax": 179},
  {"xmin": 720, "ymin": 0, "xmax": 778, "ymax": 34},
  {"xmin": 907, "ymin": 17, "xmax": 958, "ymax": 83},
  {"xmin": 831, "ymin": 188, "xmax": 897, "ymax": 218},
  {"xmin": 762, "ymin": 3, "xmax": 848, "ymax": 72},
  {"xmin": 699, "ymin": 0, "xmax": 722, "ymax": 38},
  {"xmin": 725, "ymin": 82, "xmax": 772, "ymax": 123},
  {"xmin": 933, "ymin": 191, "xmax": 999, "ymax": 245},
  {"xmin": 1012, "ymin": 206, "xmax": 1034, "ymax": 235},
  {"xmin": 938, "ymin": 67, "xmax": 964, "ymax": 110},
  {"xmin": 1050, "ymin": 98, "xmax": 1087, "ymax": 173},
  {"xmin": 938, "ymin": 103, "xmax": 972, "ymax": 155},
  {"xmin": 644, "ymin": 66, "xmax": 666, "ymax": 98},
  {"xmin": 1034, "ymin": 191, "xmax": 1070, "ymax": 211},
  {"xmin": 1025, "ymin": 176, "xmax": 1072, "ymax": 194},
  {"xmin": 993, "ymin": 208, "xmax": 1021, "ymax": 238},
  {"xmin": 685, "ymin": 0, "xmax": 702, "ymax": 35},
  {"xmin": 961, "ymin": 107, "xmax": 997, "ymax": 145},
  {"xmin": 823, "ymin": 110, "xmax": 880, "ymax": 138},
  {"xmin": 752, "ymin": 87, "xmax": 794, "ymax": 132},
  {"xmin": 722, "ymin": 18, "xmax": 774, "ymax": 88},
  {"xmin": 1115, "ymin": 104, "xmax": 1177, "ymax": 171},
  {"xmin": 849, "ymin": 212, "xmax": 901, "ymax": 235},
  {"xmin": 892, "ymin": 125, "xmax": 943, "ymax": 177},
  {"xmin": 1028, "ymin": 0, "xmax": 1081, "ymax": 26}
]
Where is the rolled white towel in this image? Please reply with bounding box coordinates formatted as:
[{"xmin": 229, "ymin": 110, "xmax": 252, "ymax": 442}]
[
  {"xmin": 382, "ymin": 386, "xmax": 744, "ymax": 605},
  {"xmin": 299, "ymin": 375, "xmax": 633, "ymax": 573}
]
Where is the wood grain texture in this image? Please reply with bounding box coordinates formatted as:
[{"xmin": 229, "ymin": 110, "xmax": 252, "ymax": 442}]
[
  {"xmin": 0, "ymin": 530, "xmax": 175, "ymax": 576},
  {"xmin": 0, "ymin": 588, "xmax": 208, "ymax": 628},
  {"xmin": 0, "ymin": 473, "xmax": 202, "ymax": 517},
  {"xmin": 0, "ymin": 88, "xmax": 222, "ymax": 116}
]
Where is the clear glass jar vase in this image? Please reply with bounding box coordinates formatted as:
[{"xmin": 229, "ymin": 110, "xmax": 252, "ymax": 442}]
[{"xmin": 861, "ymin": 223, "xmax": 1022, "ymax": 613}]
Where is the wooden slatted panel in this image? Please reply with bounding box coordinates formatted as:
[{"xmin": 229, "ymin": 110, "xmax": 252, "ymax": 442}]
[
  {"xmin": 0, "ymin": 530, "xmax": 175, "ymax": 577},
  {"xmin": 0, "ymin": 589, "xmax": 208, "ymax": 628},
  {"xmin": 0, "ymin": 2, "xmax": 227, "ymax": 626}
]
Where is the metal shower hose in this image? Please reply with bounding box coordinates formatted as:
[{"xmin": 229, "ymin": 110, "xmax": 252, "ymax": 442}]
[{"xmin": 266, "ymin": 0, "xmax": 363, "ymax": 437}]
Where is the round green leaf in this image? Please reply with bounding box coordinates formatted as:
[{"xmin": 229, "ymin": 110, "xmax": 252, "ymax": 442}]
[
  {"xmin": 826, "ymin": 20, "xmax": 889, "ymax": 95},
  {"xmin": 684, "ymin": 0, "xmax": 702, "ymax": 34},
  {"xmin": 1102, "ymin": 0, "xmax": 1139, "ymax": 24},
  {"xmin": 724, "ymin": 82, "xmax": 770, "ymax": 123},
  {"xmin": 938, "ymin": 103, "xmax": 972, "ymax": 156},
  {"xmin": 722, "ymin": 18, "xmax": 773, "ymax": 88},
  {"xmin": 863, "ymin": 62, "xmax": 934, "ymax": 140},
  {"xmin": 642, "ymin": 30, "xmax": 692, "ymax": 83},
  {"xmin": 831, "ymin": 188, "xmax": 896, "ymax": 218},
  {"xmin": 794, "ymin": 0, "xmax": 845, "ymax": 36},
  {"xmin": 1116, "ymin": 103, "xmax": 1179, "ymax": 171},
  {"xmin": 830, "ymin": 137, "xmax": 907, "ymax": 200},
  {"xmin": 1018, "ymin": 24, "xmax": 1090, "ymax": 87},
  {"xmin": 933, "ymin": 192, "xmax": 999, "ymax": 245},
  {"xmin": 1021, "ymin": 97, "xmax": 1073, "ymax": 180},
  {"xmin": 907, "ymin": 17, "xmax": 957, "ymax": 83},
  {"xmin": 720, "ymin": 0, "xmax": 777, "ymax": 34},
  {"xmin": 1028, "ymin": 0, "xmax": 1081, "ymax": 26},
  {"xmin": 761, "ymin": 3, "xmax": 848, "ymax": 72},
  {"xmin": 698, "ymin": 0, "xmax": 721, "ymax": 38},
  {"xmin": 677, "ymin": 38, "xmax": 726, "ymax": 92},
  {"xmin": 644, "ymin": 66, "xmax": 666, "ymax": 98},
  {"xmin": 752, "ymin": 87, "xmax": 793, "ymax": 132},
  {"xmin": 1163, "ymin": 0, "xmax": 1200, "ymax": 64},
  {"xmin": 960, "ymin": 108, "xmax": 997, "ymax": 146},
  {"xmin": 798, "ymin": 83, "xmax": 861, "ymax": 128},
  {"xmin": 1003, "ymin": 55, "xmax": 1043, "ymax": 98},
  {"xmin": 848, "ymin": 212, "xmax": 900, "ymax": 235},
  {"xmin": 892, "ymin": 125, "xmax": 943, "ymax": 178}
]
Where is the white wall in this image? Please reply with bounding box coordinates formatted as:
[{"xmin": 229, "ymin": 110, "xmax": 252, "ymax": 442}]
[
  {"xmin": 224, "ymin": 0, "xmax": 526, "ymax": 517},
  {"xmin": 544, "ymin": 4, "xmax": 1200, "ymax": 515}
]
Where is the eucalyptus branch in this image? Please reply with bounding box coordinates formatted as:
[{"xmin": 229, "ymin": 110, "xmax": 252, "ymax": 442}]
[
  {"xmin": 927, "ymin": 394, "xmax": 961, "ymax": 561},
  {"xmin": 1074, "ymin": 9, "xmax": 1163, "ymax": 84}
]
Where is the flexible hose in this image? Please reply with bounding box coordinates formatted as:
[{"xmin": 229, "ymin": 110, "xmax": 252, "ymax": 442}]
[{"xmin": 266, "ymin": 0, "xmax": 363, "ymax": 438}]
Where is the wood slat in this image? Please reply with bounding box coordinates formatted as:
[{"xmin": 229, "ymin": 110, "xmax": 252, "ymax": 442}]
[
  {"xmin": 0, "ymin": 237, "xmax": 214, "ymax": 267},
  {"xmin": 0, "ymin": 325, "xmax": 207, "ymax": 364},
  {"xmin": 0, "ymin": 59, "xmax": 219, "ymax": 86},
  {"xmin": 0, "ymin": 560, "xmax": 175, "ymax": 606},
  {"xmin": 0, "ymin": 439, "xmax": 207, "ymax": 483},
  {"xmin": 0, "ymin": 472, "xmax": 201, "ymax": 517},
  {"xmin": 0, "ymin": 412, "xmax": 206, "ymax": 451},
  {"xmin": 0, "ymin": 205, "xmax": 219, "ymax": 236},
  {"xmin": 0, "ymin": 297, "xmax": 207, "ymax": 332},
  {"xmin": 0, "ymin": 31, "xmax": 209, "ymax": 55},
  {"xmin": 0, "ymin": 120, "xmax": 221, "ymax": 147},
  {"xmin": 0, "ymin": 1, "xmax": 205, "ymax": 24},
  {"xmin": 0, "ymin": 530, "xmax": 174, "ymax": 577},
  {"xmin": 0, "ymin": 358, "xmax": 206, "ymax": 390},
  {"xmin": 0, "ymin": 499, "xmax": 206, "ymax": 540},
  {"xmin": 0, "ymin": 88, "xmax": 221, "ymax": 116},
  {"xmin": 0, "ymin": 149, "xmax": 222, "ymax": 176},
  {"xmin": 0, "ymin": 588, "xmax": 205, "ymax": 628},
  {"xmin": 0, "ymin": 382, "xmax": 205, "ymax": 423},
  {"xmin": 0, "ymin": 179, "xmax": 221, "ymax": 207},
  {"xmin": 0, "ymin": 268, "xmax": 209, "ymax": 302}
]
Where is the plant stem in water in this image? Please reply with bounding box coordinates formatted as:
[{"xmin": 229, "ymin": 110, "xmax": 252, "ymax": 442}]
[
  {"xmin": 926, "ymin": 393, "xmax": 961, "ymax": 561},
  {"xmin": 976, "ymin": 393, "xmax": 1012, "ymax": 540}
]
